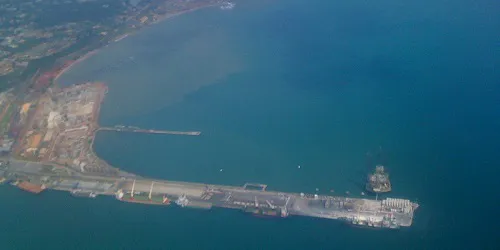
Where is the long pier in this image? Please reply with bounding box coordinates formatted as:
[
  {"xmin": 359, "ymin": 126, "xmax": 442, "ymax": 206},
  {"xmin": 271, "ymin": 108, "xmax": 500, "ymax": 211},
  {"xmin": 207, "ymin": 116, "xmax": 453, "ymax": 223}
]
[
  {"xmin": 2, "ymin": 159, "xmax": 419, "ymax": 230},
  {"xmin": 97, "ymin": 126, "xmax": 201, "ymax": 136}
]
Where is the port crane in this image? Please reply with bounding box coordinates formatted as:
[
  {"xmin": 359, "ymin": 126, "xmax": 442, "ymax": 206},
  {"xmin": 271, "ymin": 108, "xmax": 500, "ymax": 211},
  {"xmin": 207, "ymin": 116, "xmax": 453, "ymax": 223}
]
[
  {"xmin": 148, "ymin": 181, "xmax": 155, "ymax": 200},
  {"xmin": 266, "ymin": 200, "xmax": 275, "ymax": 209},
  {"xmin": 131, "ymin": 179, "xmax": 136, "ymax": 198}
]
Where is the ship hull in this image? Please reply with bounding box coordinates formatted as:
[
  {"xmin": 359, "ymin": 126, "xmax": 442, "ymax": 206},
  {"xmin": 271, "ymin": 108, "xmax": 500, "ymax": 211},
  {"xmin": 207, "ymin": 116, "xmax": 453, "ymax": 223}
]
[
  {"xmin": 243, "ymin": 207, "xmax": 281, "ymax": 218},
  {"xmin": 365, "ymin": 184, "xmax": 392, "ymax": 193},
  {"xmin": 71, "ymin": 190, "xmax": 97, "ymax": 198},
  {"xmin": 346, "ymin": 222, "xmax": 393, "ymax": 230},
  {"xmin": 120, "ymin": 198, "xmax": 170, "ymax": 206},
  {"xmin": 17, "ymin": 181, "xmax": 45, "ymax": 194}
]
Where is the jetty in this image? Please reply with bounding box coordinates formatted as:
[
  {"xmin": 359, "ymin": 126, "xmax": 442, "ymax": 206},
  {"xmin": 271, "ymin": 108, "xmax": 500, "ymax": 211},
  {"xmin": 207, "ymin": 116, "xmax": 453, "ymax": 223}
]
[
  {"xmin": 97, "ymin": 126, "xmax": 201, "ymax": 136},
  {"xmin": 2, "ymin": 159, "xmax": 419, "ymax": 230}
]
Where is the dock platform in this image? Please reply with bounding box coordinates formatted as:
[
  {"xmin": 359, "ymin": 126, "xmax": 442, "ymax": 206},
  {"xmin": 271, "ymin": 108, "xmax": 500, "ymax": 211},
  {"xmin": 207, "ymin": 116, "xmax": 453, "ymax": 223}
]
[
  {"xmin": 5, "ymin": 169, "xmax": 416, "ymax": 229},
  {"xmin": 3, "ymin": 160, "xmax": 418, "ymax": 229},
  {"xmin": 97, "ymin": 126, "xmax": 201, "ymax": 136}
]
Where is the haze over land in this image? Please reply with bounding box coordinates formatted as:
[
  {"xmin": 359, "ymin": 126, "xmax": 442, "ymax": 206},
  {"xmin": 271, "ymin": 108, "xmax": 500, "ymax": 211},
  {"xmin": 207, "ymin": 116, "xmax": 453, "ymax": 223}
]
[{"xmin": 59, "ymin": 20, "xmax": 245, "ymax": 117}]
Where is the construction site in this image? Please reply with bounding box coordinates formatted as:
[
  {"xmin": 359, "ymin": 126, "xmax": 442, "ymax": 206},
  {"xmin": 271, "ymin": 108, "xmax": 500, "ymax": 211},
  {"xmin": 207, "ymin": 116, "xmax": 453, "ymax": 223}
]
[{"xmin": 12, "ymin": 82, "xmax": 117, "ymax": 174}]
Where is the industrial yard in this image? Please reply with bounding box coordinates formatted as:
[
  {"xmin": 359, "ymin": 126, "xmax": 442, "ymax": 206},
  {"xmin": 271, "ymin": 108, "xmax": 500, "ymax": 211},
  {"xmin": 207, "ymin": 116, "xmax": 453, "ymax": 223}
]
[
  {"xmin": 12, "ymin": 82, "xmax": 119, "ymax": 175},
  {"xmin": 11, "ymin": 82, "xmax": 201, "ymax": 176}
]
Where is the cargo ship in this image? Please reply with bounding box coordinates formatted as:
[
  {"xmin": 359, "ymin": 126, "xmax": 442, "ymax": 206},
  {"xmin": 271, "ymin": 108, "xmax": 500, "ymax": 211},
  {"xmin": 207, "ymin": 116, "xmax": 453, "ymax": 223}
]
[
  {"xmin": 243, "ymin": 206, "xmax": 281, "ymax": 218},
  {"xmin": 347, "ymin": 215, "xmax": 399, "ymax": 229},
  {"xmin": 366, "ymin": 165, "xmax": 392, "ymax": 193},
  {"xmin": 71, "ymin": 190, "xmax": 97, "ymax": 198},
  {"xmin": 175, "ymin": 195, "xmax": 212, "ymax": 209},
  {"xmin": 17, "ymin": 181, "xmax": 45, "ymax": 194},
  {"xmin": 116, "ymin": 190, "xmax": 170, "ymax": 205}
]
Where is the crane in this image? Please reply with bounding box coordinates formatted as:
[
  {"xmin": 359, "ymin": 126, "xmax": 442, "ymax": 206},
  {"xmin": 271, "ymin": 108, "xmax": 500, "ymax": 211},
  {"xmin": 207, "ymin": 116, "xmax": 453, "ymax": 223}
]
[
  {"xmin": 148, "ymin": 181, "xmax": 155, "ymax": 200},
  {"xmin": 266, "ymin": 200, "xmax": 275, "ymax": 209},
  {"xmin": 131, "ymin": 179, "xmax": 136, "ymax": 198}
]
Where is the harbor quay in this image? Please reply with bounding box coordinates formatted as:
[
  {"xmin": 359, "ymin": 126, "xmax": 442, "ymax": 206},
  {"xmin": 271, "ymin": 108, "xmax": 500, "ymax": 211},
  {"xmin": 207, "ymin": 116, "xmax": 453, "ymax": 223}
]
[
  {"xmin": 1, "ymin": 82, "xmax": 419, "ymax": 230},
  {"xmin": 97, "ymin": 126, "xmax": 201, "ymax": 136},
  {"xmin": 1, "ymin": 159, "xmax": 418, "ymax": 229}
]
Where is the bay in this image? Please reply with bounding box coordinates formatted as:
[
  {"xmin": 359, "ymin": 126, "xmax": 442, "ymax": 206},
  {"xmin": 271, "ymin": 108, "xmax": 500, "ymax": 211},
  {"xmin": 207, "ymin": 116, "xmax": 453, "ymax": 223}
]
[{"xmin": 2, "ymin": 0, "xmax": 499, "ymax": 249}]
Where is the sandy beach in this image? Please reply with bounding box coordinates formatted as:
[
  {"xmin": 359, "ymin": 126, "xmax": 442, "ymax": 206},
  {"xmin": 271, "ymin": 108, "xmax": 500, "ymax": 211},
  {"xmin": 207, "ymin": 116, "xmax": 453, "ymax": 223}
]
[{"xmin": 53, "ymin": 49, "xmax": 99, "ymax": 85}]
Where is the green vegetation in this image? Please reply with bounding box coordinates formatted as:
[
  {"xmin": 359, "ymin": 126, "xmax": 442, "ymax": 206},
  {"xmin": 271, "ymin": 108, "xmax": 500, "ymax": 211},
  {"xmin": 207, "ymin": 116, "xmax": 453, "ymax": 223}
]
[
  {"xmin": 3, "ymin": 38, "xmax": 43, "ymax": 53},
  {"xmin": 0, "ymin": 0, "xmax": 129, "ymax": 30},
  {"xmin": 0, "ymin": 104, "xmax": 14, "ymax": 134},
  {"xmin": 0, "ymin": 74, "xmax": 18, "ymax": 93},
  {"xmin": 33, "ymin": 0, "xmax": 128, "ymax": 28},
  {"xmin": 0, "ymin": 0, "xmax": 131, "ymax": 92}
]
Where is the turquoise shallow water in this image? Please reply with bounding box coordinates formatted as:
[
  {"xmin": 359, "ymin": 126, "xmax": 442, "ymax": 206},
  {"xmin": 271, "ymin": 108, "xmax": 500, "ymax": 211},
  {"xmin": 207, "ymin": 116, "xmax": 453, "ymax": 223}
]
[{"xmin": 2, "ymin": 0, "xmax": 500, "ymax": 249}]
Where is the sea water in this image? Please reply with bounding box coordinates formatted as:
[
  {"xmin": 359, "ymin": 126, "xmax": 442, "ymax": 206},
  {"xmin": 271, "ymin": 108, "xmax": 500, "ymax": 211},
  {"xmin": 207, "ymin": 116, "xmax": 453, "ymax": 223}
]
[{"xmin": 2, "ymin": 0, "xmax": 499, "ymax": 249}]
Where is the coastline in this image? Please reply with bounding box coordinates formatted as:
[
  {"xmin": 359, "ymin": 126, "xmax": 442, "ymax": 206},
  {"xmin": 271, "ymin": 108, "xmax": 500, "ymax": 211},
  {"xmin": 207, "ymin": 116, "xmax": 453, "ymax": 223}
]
[
  {"xmin": 53, "ymin": 3, "xmax": 220, "ymax": 87},
  {"xmin": 53, "ymin": 49, "xmax": 99, "ymax": 85},
  {"xmin": 54, "ymin": 5, "xmax": 221, "ymax": 174},
  {"xmin": 151, "ymin": 4, "xmax": 219, "ymax": 25}
]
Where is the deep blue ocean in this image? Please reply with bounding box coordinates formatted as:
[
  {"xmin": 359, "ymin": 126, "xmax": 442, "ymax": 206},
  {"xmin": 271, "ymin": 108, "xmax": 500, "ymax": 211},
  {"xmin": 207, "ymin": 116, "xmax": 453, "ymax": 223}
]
[{"xmin": 2, "ymin": 0, "xmax": 499, "ymax": 249}]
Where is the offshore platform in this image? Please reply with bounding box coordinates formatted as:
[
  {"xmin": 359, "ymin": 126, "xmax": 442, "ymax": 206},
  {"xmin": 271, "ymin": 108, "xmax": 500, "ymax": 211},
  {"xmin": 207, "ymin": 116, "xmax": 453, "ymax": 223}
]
[{"xmin": 366, "ymin": 165, "xmax": 392, "ymax": 193}]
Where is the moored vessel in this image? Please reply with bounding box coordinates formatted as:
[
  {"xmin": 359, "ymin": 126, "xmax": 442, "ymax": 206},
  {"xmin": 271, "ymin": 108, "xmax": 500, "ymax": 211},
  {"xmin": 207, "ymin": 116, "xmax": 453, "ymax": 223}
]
[
  {"xmin": 16, "ymin": 181, "xmax": 46, "ymax": 194},
  {"xmin": 71, "ymin": 189, "xmax": 98, "ymax": 198},
  {"xmin": 346, "ymin": 214, "xmax": 400, "ymax": 229},
  {"xmin": 243, "ymin": 206, "xmax": 281, "ymax": 218},
  {"xmin": 116, "ymin": 190, "xmax": 170, "ymax": 205},
  {"xmin": 366, "ymin": 165, "xmax": 392, "ymax": 193}
]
